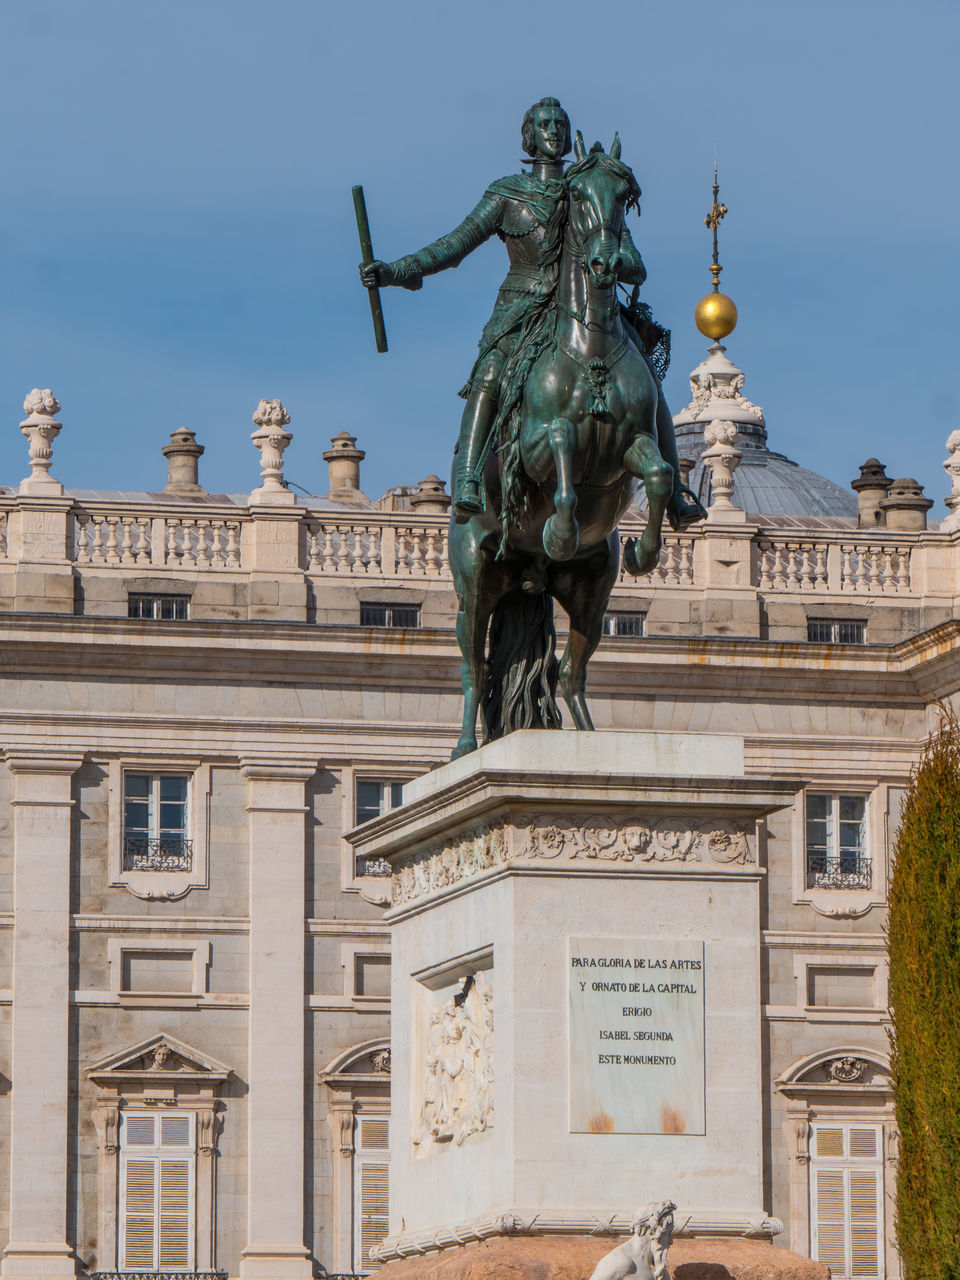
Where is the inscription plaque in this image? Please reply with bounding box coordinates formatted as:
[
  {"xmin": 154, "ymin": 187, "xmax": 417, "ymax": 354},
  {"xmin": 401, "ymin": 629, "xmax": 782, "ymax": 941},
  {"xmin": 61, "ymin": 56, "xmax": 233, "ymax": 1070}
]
[{"xmin": 569, "ymin": 936, "xmax": 705, "ymax": 1135}]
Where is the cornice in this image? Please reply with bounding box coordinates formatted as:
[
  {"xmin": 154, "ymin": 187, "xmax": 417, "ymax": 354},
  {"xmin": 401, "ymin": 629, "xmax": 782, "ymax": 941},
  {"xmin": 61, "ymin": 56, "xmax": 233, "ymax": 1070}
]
[{"xmin": 0, "ymin": 613, "xmax": 939, "ymax": 703}]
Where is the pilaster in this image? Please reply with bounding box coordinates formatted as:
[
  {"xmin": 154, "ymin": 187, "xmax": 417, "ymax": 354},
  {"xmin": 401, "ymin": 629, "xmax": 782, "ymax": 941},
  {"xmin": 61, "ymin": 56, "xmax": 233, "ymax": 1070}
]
[
  {"xmin": 1, "ymin": 751, "xmax": 84, "ymax": 1280},
  {"xmin": 239, "ymin": 755, "xmax": 320, "ymax": 1280}
]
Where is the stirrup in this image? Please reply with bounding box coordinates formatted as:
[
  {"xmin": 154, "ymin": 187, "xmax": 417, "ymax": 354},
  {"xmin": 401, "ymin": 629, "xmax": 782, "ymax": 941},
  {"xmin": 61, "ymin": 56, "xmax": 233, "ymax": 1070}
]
[
  {"xmin": 453, "ymin": 479, "xmax": 484, "ymax": 522},
  {"xmin": 666, "ymin": 484, "xmax": 707, "ymax": 533}
]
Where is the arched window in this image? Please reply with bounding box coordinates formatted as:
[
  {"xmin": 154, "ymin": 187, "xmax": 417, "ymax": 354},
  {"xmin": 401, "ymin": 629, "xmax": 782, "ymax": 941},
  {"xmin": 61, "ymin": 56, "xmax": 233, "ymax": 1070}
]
[
  {"xmin": 318, "ymin": 1040, "xmax": 391, "ymax": 1275},
  {"xmin": 776, "ymin": 1047, "xmax": 896, "ymax": 1280}
]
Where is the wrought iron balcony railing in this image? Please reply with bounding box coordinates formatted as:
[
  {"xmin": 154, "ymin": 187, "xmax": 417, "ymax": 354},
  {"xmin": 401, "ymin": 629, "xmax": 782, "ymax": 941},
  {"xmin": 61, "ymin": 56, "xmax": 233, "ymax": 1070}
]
[
  {"xmin": 356, "ymin": 856, "xmax": 392, "ymax": 878},
  {"xmin": 123, "ymin": 835, "xmax": 193, "ymax": 872},
  {"xmin": 806, "ymin": 851, "xmax": 871, "ymax": 890},
  {"xmin": 89, "ymin": 1273, "xmax": 228, "ymax": 1280}
]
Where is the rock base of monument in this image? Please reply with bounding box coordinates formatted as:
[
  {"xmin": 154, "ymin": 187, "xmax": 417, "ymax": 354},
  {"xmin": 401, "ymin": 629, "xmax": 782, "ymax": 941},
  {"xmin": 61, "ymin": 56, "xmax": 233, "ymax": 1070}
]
[{"xmin": 374, "ymin": 1236, "xmax": 828, "ymax": 1280}]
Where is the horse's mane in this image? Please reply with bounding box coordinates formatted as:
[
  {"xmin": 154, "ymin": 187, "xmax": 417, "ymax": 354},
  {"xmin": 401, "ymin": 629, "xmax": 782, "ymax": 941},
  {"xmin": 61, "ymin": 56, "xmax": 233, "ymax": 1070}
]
[{"xmin": 493, "ymin": 152, "xmax": 641, "ymax": 553}]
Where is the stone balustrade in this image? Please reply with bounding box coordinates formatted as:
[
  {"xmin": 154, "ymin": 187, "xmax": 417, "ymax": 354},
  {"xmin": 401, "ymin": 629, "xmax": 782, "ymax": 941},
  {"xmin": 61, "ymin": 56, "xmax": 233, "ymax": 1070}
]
[
  {"xmin": 0, "ymin": 488, "xmax": 951, "ymax": 618},
  {"xmin": 757, "ymin": 536, "xmax": 914, "ymax": 595}
]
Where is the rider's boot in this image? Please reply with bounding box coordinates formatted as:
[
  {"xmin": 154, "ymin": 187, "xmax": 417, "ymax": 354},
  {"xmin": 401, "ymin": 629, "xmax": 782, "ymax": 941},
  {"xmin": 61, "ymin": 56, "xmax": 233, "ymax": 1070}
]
[
  {"xmin": 666, "ymin": 479, "xmax": 708, "ymax": 532},
  {"xmin": 452, "ymin": 370, "xmax": 500, "ymax": 523},
  {"xmin": 654, "ymin": 386, "xmax": 707, "ymax": 531},
  {"xmin": 454, "ymin": 477, "xmax": 483, "ymax": 520}
]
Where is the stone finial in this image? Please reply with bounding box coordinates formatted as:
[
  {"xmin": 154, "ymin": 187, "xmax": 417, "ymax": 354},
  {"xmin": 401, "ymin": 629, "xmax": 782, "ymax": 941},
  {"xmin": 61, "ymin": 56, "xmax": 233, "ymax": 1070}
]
[
  {"xmin": 322, "ymin": 431, "xmax": 366, "ymax": 501},
  {"xmin": 19, "ymin": 387, "xmax": 64, "ymax": 495},
  {"xmin": 162, "ymin": 428, "xmax": 206, "ymax": 495},
  {"xmin": 941, "ymin": 431, "xmax": 960, "ymax": 532},
  {"xmin": 850, "ymin": 457, "xmax": 893, "ymax": 528},
  {"xmin": 408, "ymin": 475, "xmax": 451, "ymax": 514},
  {"xmin": 878, "ymin": 477, "xmax": 933, "ymax": 532},
  {"xmin": 252, "ymin": 399, "xmax": 291, "ymax": 431},
  {"xmin": 250, "ymin": 399, "xmax": 296, "ymax": 504},
  {"xmin": 701, "ymin": 420, "xmax": 744, "ymax": 521}
]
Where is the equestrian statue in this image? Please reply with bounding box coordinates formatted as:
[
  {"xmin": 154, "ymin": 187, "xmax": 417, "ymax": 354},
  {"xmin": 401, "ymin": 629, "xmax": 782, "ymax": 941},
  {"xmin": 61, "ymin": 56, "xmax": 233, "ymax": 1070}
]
[{"xmin": 358, "ymin": 97, "xmax": 706, "ymax": 759}]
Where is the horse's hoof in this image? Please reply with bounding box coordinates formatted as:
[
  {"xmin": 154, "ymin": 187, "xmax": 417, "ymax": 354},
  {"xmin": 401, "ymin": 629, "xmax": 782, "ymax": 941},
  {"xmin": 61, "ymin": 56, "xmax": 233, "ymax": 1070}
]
[
  {"xmin": 450, "ymin": 740, "xmax": 477, "ymax": 761},
  {"xmin": 543, "ymin": 515, "xmax": 579, "ymax": 562},
  {"xmin": 623, "ymin": 536, "xmax": 661, "ymax": 577}
]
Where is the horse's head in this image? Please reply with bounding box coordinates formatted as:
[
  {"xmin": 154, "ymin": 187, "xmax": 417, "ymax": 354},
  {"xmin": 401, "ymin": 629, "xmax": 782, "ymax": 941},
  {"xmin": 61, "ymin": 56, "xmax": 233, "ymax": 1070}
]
[{"xmin": 565, "ymin": 131, "xmax": 641, "ymax": 290}]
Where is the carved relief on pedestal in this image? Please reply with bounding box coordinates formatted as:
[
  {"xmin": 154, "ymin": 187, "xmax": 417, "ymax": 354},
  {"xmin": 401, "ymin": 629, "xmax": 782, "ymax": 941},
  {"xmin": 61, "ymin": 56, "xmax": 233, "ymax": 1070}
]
[
  {"xmin": 414, "ymin": 973, "xmax": 493, "ymax": 1151},
  {"xmin": 392, "ymin": 824, "xmax": 508, "ymax": 905},
  {"xmin": 519, "ymin": 813, "xmax": 751, "ymax": 865},
  {"xmin": 390, "ymin": 814, "xmax": 753, "ymax": 905}
]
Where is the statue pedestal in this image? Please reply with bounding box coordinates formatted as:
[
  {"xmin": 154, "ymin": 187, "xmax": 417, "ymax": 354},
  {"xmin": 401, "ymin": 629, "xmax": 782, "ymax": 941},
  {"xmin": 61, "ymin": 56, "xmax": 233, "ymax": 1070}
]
[{"xmin": 348, "ymin": 731, "xmax": 801, "ymax": 1261}]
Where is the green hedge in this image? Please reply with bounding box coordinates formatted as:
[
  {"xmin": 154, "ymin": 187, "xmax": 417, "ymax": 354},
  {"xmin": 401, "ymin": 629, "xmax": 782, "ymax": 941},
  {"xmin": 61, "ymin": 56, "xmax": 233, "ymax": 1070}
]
[{"xmin": 888, "ymin": 718, "xmax": 960, "ymax": 1278}]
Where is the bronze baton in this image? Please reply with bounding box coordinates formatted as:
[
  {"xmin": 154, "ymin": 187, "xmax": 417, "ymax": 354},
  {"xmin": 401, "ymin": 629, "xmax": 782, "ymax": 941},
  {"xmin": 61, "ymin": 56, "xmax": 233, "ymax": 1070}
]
[{"xmin": 352, "ymin": 184, "xmax": 388, "ymax": 354}]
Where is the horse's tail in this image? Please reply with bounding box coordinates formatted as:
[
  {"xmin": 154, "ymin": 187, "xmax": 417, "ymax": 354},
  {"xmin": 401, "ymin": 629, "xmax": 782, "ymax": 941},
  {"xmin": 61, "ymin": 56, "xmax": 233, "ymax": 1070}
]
[{"xmin": 481, "ymin": 587, "xmax": 561, "ymax": 741}]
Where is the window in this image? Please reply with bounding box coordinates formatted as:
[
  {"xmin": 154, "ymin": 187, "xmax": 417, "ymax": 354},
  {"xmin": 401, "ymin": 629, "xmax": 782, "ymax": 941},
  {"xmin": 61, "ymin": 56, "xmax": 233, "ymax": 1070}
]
[
  {"xmin": 123, "ymin": 773, "xmax": 191, "ymax": 872},
  {"xmin": 810, "ymin": 1123, "xmax": 884, "ymax": 1280},
  {"xmin": 119, "ymin": 1111, "xmax": 195, "ymax": 1272},
  {"xmin": 360, "ymin": 602, "xmax": 420, "ymax": 629},
  {"xmin": 355, "ymin": 779, "xmax": 404, "ymax": 826},
  {"xmin": 807, "ymin": 618, "xmax": 865, "ymax": 644},
  {"xmin": 355, "ymin": 779, "xmax": 403, "ymax": 876},
  {"xmin": 128, "ymin": 594, "xmax": 189, "ymax": 621},
  {"xmin": 806, "ymin": 794, "xmax": 869, "ymax": 889},
  {"xmin": 354, "ymin": 1116, "xmax": 390, "ymax": 1271},
  {"xmin": 602, "ymin": 611, "xmax": 645, "ymax": 638}
]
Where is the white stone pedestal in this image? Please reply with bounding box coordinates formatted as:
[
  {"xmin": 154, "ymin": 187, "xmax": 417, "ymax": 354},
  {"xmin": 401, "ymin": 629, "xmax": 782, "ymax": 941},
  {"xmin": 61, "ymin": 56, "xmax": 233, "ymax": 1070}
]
[{"xmin": 347, "ymin": 731, "xmax": 801, "ymax": 1259}]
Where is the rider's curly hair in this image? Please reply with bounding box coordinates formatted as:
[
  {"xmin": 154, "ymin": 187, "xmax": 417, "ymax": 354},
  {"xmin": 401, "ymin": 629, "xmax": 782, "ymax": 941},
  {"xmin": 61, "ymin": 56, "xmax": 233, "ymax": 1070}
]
[{"xmin": 521, "ymin": 97, "xmax": 571, "ymax": 158}]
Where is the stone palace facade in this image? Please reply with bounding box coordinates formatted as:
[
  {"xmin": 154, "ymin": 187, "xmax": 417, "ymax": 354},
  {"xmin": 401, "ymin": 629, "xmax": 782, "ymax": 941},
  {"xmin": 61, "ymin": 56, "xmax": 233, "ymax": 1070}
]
[{"xmin": 2, "ymin": 345, "xmax": 960, "ymax": 1280}]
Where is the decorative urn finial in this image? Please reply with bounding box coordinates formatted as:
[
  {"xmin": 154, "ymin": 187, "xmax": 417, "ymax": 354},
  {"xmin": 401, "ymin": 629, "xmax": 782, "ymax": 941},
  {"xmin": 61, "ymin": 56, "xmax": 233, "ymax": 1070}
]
[
  {"xmin": 250, "ymin": 399, "xmax": 296, "ymax": 504},
  {"xmin": 19, "ymin": 387, "xmax": 64, "ymax": 494},
  {"xmin": 694, "ymin": 163, "xmax": 738, "ymax": 341}
]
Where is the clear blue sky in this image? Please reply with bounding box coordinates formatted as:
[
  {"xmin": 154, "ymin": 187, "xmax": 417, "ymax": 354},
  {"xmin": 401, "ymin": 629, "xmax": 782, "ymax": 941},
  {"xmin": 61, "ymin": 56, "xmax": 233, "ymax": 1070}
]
[{"xmin": 1, "ymin": 0, "xmax": 957, "ymax": 508}]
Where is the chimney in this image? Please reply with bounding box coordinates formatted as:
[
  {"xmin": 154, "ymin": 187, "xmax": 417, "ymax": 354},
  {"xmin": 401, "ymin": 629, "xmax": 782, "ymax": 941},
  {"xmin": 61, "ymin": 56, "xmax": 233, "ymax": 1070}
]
[
  {"xmin": 878, "ymin": 478, "xmax": 933, "ymax": 532},
  {"xmin": 408, "ymin": 475, "xmax": 451, "ymax": 514},
  {"xmin": 850, "ymin": 458, "xmax": 892, "ymax": 527},
  {"xmin": 162, "ymin": 428, "xmax": 205, "ymax": 495},
  {"xmin": 323, "ymin": 432, "xmax": 366, "ymax": 500}
]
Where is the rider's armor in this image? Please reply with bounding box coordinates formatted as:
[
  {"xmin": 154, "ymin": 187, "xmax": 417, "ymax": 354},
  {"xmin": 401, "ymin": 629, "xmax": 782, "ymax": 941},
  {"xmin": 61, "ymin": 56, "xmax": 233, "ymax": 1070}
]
[{"xmin": 382, "ymin": 167, "xmax": 703, "ymax": 529}]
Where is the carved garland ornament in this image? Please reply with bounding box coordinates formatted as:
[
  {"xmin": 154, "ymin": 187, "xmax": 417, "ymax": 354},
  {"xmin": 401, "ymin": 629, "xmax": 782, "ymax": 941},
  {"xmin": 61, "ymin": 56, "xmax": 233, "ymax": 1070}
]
[
  {"xmin": 391, "ymin": 816, "xmax": 751, "ymax": 904},
  {"xmin": 392, "ymin": 824, "xmax": 508, "ymax": 906},
  {"xmin": 519, "ymin": 814, "xmax": 750, "ymax": 865}
]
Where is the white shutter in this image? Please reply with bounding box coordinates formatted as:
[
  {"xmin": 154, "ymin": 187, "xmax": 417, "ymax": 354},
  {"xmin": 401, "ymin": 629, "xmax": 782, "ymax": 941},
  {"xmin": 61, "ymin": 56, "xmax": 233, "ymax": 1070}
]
[
  {"xmin": 124, "ymin": 1115, "xmax": 157, "ymax": 1147},
  {"xmin": 158, "ymin": 1160, "xmax": 193, "ymax": 1268},
  {"xmin": 849, "ymin": 1171, "xmax": 881, "ymax": 1277},
  {"xmin": 358, "ymin": 1161, "xmax": 390, "ymax": 1268},
  {"xmin": 810, "ymin": 1123, "xmax": 884, "ymax": 1280},
  {"xmin": 354, "ymin": 1115, "xmax": 390, "ymax": 1271},
  {"xmin": 359, "ymin": 1117, "xmax": 390, "ymax": 1151},
  {"xmin": 119, "ymin": 1110, "xmax": 195, "ymax": 1272},
  {"xmin": 123, "ymin": 1159, "xmax": 157, "ymax": 1269}
]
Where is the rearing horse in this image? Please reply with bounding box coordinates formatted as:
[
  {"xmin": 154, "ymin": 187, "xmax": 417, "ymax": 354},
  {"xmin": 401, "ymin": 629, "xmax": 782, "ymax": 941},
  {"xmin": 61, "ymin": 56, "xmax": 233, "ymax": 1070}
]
[{"xmin": 448, "ymin": 136, "xmax": 673, "ymax": 759}]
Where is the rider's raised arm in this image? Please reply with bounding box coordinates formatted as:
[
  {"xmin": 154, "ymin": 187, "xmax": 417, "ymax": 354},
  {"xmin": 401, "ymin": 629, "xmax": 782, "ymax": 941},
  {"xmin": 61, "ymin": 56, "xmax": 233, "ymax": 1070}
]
[
  {"xmin": 380, "ymin": 192, "xmax": 503, "ymax": 291},
  {"xmin": 617, "ymin": 226, "xmax": 647, "ymax": 287}
]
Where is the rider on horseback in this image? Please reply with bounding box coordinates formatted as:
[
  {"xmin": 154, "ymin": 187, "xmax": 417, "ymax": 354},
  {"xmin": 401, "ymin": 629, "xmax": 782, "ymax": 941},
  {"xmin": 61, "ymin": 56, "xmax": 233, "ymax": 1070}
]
[{"xmin": 358, "ymin": 98, "xmax": 704, "ymax": 532}]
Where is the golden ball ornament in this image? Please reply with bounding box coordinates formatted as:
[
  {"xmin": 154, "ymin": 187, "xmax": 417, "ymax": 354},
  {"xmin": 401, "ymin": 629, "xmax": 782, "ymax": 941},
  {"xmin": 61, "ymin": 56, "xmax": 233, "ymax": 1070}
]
[{"xmin": 694, "ymin": 291, "xmax": 738, "ymax": 340}]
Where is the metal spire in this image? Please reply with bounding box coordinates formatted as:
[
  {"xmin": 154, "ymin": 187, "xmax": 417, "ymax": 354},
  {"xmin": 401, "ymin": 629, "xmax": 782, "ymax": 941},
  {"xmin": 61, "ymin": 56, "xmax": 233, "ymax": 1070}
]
[{"xmin": 704, "ymin": 161, "xmax": 728, "ymax": 293}]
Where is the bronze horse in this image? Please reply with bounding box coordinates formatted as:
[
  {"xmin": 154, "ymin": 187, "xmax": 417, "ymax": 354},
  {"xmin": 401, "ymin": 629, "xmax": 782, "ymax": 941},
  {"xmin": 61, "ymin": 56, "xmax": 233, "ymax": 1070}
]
[{"xmin": 448, "ymin": 135, "xmax": 674, "ymax": 759}]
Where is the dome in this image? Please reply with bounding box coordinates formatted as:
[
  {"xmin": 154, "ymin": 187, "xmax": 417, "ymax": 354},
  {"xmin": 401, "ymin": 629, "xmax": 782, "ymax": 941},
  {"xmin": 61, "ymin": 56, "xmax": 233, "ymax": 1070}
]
[{"xmin": 669, "ymin": 342, "xmax": 857, "ymax": 519}]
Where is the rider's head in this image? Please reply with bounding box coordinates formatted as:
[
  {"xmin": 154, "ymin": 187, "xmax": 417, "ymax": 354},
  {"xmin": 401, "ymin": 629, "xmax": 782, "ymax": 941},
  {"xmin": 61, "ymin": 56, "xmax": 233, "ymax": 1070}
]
[{"xmin": 522, "ymin": 97, "xmax": 571, "ymax": 161}]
